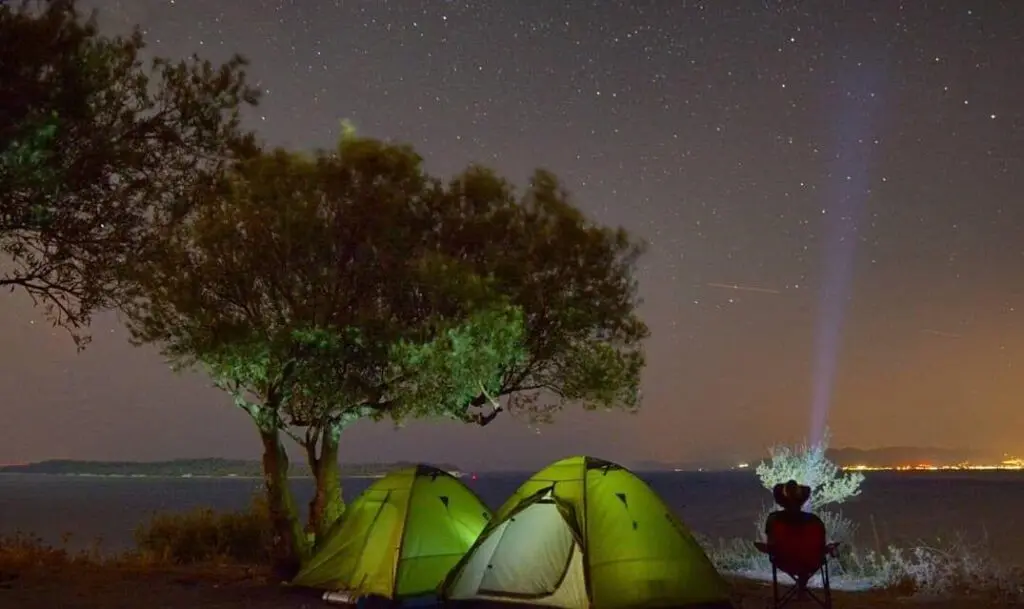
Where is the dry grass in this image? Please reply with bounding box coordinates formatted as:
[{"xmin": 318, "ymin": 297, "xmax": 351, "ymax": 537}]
[
  {"xmin": 0, "ymin": 511, "xmax": 286, "ymax": 609},
  {"xmin": 0, "ymin": 494, "xmax": 273, "ymax": 572},
  {"xmin": 132, "ymin": 494, "xmax": 273, "ymax": 565},
  {"xmin": 0, "ymin": 531, "xmax": 105, "ymax": 570}
]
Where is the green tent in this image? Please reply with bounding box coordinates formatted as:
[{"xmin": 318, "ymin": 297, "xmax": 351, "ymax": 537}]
[
  {"xmin": 292, "ymin": 464, "xmax": 492, "ymax": 599},
  {"xmin": 439, "ymin": 456, "xmax": 732, "ymax": 609}
]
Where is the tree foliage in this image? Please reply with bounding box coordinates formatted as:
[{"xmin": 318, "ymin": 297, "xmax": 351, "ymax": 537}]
[
  {"xmin": 755, "ymin": 428, "xmax": 865, "ymax": 511},
  {"xmin": 429, "ymin": 166, "xmax": 649, "ymax": 422},
  {"xmin": 285, "ymin": 305, "xmax": 525, "ymax": 432},
  {"xmin": 123, "ymin": 132, "xmax": 647, "ymax": 548},
  {"xmin": 390, "ymin": 305, "xmax": 525, "ymax": 419},
  {"xmin": 122, "ymin": 135, "xmax": 532, "ymax": 551},
  {"xmin": 1, "ymin": 0, "xmax": 258, "ymax": 345},
  {"xmin": 123, "ymin": 138, "xmax": 521, "ymax": 426}
]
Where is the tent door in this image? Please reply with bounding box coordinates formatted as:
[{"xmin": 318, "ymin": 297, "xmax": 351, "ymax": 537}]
[{"xmin": 477, "ymin": 499, "xmax": 577, "ymax": 598}]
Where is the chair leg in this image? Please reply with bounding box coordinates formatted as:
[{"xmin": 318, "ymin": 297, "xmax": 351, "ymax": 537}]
[
  {"xmin": 772, "ymin": 565, "xmax": 779, "ymax": 608},
  {"xmin": 781, "ymin": 566, "xmax": 832, "ymax": 609},
  {"xmin": 822, "ymin": 563, "xmax": 832, "ymax": 609}
]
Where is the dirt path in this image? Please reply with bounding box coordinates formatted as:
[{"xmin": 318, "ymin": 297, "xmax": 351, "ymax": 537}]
[{"xmin": 0, "ymin": 565, "xmax": 1016, "ymax": 609}]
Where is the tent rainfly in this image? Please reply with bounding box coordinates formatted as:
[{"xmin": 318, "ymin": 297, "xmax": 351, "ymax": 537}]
[
  {"xmin": 440, "ymin": 455, "xmax": 733, "ymax": 609},
  {"xmin": 293, "ymin": 464, "xmax": 492, "ymax": 601}
]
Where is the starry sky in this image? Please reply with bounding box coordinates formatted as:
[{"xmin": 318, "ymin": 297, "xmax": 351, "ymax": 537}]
[{"xmin": 2, "ymin": 0, "xmax": 1023, "ymax": 470}]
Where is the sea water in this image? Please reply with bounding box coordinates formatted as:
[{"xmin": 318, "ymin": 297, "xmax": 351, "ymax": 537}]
[{"xmin": 1, "ymin": 471, "xmax": 1022, "ymax": 565}]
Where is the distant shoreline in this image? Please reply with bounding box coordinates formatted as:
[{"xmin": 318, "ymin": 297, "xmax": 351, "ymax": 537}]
[
  {"xmin": 2, "ymin": 450, "xmax": 1021, "ymax": 477},
  {"xmin": 0, "ymin": 458, "xmax": 462, "ymax": 479},
  {"xmin": 0, "ymin": 472, "xmax": 386, "ymax": 480},
  {"xmin": 1, "ymin": 468, "xmax": 1021, "ymax": 479}
]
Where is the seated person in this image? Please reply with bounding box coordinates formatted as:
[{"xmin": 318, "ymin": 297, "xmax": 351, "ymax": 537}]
[
  {"xmin": 756, "ymin": 479, "xmax": 839, "ymax": 606},
  {"xmin": 764, "ymin": 479, "xmax": 818, "ymax": 539},
  {"xmin": 761, "ymin": 480, "xmax": 833, "ymax": 588}
]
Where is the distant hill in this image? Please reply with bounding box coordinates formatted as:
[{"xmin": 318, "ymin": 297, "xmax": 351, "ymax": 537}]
[{"xmin": 0, "ymin": 458, "xmax": 461, "ymax": 478}]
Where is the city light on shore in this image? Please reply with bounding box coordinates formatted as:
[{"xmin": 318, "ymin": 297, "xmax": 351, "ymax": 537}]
[{"xmin": 842, "ymin": 457, "xmax": 1024, "ymax": 472}]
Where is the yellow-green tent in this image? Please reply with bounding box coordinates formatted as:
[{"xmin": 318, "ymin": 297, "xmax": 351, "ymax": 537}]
[
  {"xmin": 439, "ymin": 456, "xmax": 732, "ymax": 609},
  {"xmin": 292, "ymin": 465, "xmax": 492, "ymax": 600}
]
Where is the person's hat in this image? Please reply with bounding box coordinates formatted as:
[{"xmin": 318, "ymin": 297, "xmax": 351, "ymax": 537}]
[{"xmin": 772, "ymin": 479, "xmax": 810, "ymax": 509}]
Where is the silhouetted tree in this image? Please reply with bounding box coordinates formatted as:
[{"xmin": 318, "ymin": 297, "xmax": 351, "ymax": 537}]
[{"xmin": 0, "ymin": 0, "xmax": 257, "ymax": 346}]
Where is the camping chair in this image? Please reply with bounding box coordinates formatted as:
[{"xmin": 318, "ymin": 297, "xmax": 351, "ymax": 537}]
[{"xmin": 754, "ymin": 515, "xmax": 839, "ymax": 608}]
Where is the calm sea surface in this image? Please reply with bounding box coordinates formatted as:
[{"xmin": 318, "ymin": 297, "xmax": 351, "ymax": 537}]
[{"xmin": 1, "ymin": 471, "xmax": 1022, "ymax": 565}]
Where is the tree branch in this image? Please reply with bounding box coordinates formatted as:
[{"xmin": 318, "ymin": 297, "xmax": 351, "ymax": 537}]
[
  {"xmin": 461, "ymin": 381, "xmax": 503, "ymax": 427},
  {"xmin": 281, "ymin": 426, "xmax": 305, "ymax": 447}
]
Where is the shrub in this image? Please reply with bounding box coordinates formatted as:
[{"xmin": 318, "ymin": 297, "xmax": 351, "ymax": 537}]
[
  {"xmin": 843, "ymin": 536, "xmax": 1024, "ymax": 601},
  {"xmin": 0, "ymin": 532, "xmax": 105, "ymax": 568},
  {"xmin": 697, "ymin": 535, "xmax": 772, "ymax": 574},
  {"xmin": 0, "ymin": 532, "xmax": 70, "ymax": 567},
  {"xmin": 699, "ymin": 533, "xmax": 1024, "ymax": 602},
  {"xmin": 752, "ymin": 430, "xmax": 863, "ymax": 548},
  {"xmin": 755, "ymin": 427, "xmax": 864, "ymax": 511},
  {"xmin": 818, "ymin": 509, "xmax": 858, "ymax": 546},
  {"xmin": 729, "ymin": 432, "xmax": 1023, "ymax": 601},
  {"xmin": 134, "ymin": 494, "xmax": 272, "ymax": 565},
  {"xmin": 750, "ymin": 503, "xmax": 858, "ymax": 548}
]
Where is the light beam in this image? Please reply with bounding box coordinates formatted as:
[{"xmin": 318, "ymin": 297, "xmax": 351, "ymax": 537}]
[{"xmin": 810, "ymin": 52, "xmax": 887, "ymax": 446}]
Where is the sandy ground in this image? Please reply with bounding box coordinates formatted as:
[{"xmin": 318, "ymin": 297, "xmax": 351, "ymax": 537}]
[{"xmin": 0, "ymin": 564, "xmax": 1017, "ymax": 609}]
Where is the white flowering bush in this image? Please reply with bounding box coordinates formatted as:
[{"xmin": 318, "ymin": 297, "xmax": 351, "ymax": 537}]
[
  {"xmin": 754, "ymin": 427, "xmax": 864, "ymax": 511},
  {"xmin": 700, "ymin": 430, "xmax": 1023, "ymax": 600}
]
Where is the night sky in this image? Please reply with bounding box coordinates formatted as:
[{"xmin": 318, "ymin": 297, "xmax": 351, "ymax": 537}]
[{"xmin": 2, "ymin": 1, "xmax": 1023, "ymax": 470}]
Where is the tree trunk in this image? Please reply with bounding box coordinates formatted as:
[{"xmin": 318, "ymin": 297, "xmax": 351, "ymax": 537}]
[
  {"xmin": 306, "ymin": 425, "xmax": 345, "ymax": 546},
  {"xmin": 259, "ymin": 427, "xmax": 308, "ymax": 580}
]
